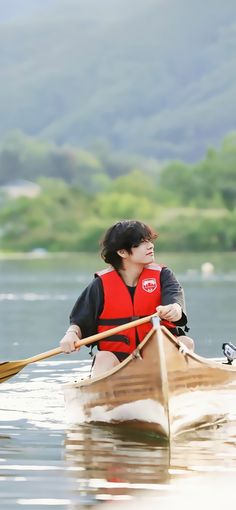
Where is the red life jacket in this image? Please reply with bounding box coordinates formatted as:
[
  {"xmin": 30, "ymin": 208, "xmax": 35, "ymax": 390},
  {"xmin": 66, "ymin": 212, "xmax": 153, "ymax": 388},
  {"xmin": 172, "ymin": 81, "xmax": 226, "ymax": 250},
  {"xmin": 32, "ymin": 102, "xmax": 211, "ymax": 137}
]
[{"xmin": 96, "ymin": 264, "xmax": 176, "ymax": 354}]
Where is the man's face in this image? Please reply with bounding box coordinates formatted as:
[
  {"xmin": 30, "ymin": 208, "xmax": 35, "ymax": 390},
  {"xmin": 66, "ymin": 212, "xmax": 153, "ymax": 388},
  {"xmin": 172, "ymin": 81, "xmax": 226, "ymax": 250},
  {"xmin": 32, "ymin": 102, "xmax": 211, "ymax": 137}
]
[{"xmin": 127, "ymin": 239, "xmax": 155, "ymax": 265}]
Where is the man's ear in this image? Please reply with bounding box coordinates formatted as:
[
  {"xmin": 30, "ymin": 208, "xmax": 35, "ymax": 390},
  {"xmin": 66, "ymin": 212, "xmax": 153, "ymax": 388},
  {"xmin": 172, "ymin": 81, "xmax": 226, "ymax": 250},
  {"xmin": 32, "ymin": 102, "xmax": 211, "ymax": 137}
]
[{"xmin": 117, "ymin": 249, "xmax": 128, "ymax": 259}]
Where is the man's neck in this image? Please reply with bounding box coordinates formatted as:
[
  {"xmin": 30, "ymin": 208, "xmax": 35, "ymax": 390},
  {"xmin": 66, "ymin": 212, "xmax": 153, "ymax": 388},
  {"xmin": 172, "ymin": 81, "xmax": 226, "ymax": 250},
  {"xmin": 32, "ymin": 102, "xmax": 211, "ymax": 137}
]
[{"xmin": 118, "ymin": 264, "xmax": 143, "ymax": 287}]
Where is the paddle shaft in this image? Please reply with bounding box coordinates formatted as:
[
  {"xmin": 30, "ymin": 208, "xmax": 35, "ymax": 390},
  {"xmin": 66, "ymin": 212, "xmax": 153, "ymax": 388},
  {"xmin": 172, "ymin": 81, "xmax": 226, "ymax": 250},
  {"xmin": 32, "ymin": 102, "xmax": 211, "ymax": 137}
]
[{"xmin": 24, "ymin": 312, "xmax": 158, "ymax": 364}]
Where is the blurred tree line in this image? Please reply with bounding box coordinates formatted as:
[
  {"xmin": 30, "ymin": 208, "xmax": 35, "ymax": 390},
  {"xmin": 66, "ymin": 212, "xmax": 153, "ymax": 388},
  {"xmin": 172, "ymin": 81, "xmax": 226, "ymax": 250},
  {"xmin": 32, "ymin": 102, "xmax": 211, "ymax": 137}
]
[{"xmin": 0, "ymin": 130, "xmax": 236, "ymax": 252}]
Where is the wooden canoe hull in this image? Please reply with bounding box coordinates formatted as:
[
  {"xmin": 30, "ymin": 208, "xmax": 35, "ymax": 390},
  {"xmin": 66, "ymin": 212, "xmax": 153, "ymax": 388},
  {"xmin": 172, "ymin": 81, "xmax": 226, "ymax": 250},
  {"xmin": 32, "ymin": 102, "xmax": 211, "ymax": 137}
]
[{"xmin": 63, "ymin": 326, "xmax": 236, "ymax": 439}]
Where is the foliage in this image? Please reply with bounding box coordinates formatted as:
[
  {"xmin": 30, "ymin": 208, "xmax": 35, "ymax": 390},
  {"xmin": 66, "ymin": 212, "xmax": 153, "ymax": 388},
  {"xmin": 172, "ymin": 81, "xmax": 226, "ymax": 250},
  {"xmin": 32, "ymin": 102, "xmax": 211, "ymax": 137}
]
[
  {"xmin": 0, "ymin": 179, "xmax": 90, "ymax": 251},
  {"xmin": 157, "ymin": 133, "xmax": 236, "ymax": 211},
  {"xmin": 0, "ymin": 132, "xmax": 236, "ymax": 252}
]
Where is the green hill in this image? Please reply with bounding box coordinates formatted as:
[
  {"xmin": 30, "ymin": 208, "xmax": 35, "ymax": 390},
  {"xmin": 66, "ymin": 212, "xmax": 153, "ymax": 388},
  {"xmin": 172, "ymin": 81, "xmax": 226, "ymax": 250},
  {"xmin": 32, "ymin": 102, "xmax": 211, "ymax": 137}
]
[{"xmin": 1, "ymin": 0, "xmax": 236, "ymax": 161}]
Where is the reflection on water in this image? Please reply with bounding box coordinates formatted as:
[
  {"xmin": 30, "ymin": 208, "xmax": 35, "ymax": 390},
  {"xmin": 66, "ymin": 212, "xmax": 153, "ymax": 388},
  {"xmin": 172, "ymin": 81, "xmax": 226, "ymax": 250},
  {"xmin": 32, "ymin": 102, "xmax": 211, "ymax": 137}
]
[
  {"xmin": 64, "ymin": 421, "xmax": 236, "ymax": 507},
  {"xmin": 1, "ymin": 360, "xmax": 236, "ymax": 509},
  {"xmin": 65, "ymin": 426, "xmax": 171, "ymax": 496}
]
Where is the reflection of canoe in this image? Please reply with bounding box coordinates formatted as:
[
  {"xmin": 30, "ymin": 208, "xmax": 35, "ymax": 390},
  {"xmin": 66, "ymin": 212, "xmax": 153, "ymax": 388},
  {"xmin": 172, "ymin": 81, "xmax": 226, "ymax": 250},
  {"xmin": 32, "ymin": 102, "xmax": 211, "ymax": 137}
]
[
  {"xmin": 65, "ymin": 425, "xmax": 171, "ymax": 493},
  {"xmin": 63, "ymin": 320, "xmax": 236, "ymax": 440},
  {"xmin": 64, "ymin": 422, "xmax": 236, "ymax": 505}
]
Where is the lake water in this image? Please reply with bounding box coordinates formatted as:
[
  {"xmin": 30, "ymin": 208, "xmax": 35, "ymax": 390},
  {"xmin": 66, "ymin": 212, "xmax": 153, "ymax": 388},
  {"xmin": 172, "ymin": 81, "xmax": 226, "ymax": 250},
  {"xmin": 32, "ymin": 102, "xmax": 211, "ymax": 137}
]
[{"xmin": 0, "ymin": 253, "xmax": 236, "ymax": 509}]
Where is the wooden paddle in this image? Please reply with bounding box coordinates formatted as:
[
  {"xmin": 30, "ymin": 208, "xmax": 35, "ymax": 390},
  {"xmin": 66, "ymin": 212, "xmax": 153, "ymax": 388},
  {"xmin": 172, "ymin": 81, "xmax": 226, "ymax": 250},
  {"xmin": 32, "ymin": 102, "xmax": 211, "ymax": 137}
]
[{"xmin": 0, "ymin": 312, "xmax": 158, "ymax": 383}]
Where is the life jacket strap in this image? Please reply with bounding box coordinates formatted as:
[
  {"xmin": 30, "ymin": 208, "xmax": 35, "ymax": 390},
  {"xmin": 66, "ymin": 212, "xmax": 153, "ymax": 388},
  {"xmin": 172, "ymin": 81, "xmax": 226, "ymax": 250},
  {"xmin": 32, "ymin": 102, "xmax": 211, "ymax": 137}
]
[{"xmin": 97, "ymin": 316, "xmax": 145, "ymax": 326}]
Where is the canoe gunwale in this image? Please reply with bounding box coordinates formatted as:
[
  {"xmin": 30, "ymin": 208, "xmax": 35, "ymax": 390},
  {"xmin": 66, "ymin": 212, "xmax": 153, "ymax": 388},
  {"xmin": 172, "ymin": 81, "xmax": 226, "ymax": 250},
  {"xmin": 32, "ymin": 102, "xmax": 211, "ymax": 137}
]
[{"xmin": 64, "ymin": 326, "xmax": 236, "ymax": 390}]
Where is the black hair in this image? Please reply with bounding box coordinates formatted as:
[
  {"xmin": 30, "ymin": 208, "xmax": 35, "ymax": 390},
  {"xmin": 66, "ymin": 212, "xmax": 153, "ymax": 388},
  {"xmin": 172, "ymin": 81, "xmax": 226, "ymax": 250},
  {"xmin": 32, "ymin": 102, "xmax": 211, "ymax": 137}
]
[{"xmin": 100, "ymin": 220, "xmax": 158, "ymax": 270}]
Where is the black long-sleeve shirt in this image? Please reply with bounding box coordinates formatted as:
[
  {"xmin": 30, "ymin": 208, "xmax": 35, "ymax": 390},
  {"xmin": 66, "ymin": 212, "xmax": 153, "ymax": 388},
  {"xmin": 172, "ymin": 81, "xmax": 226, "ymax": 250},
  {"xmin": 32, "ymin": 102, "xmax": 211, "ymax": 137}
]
[{"xmin": 70, "ymin": 267, "xmax": 188, "ymax": 339}]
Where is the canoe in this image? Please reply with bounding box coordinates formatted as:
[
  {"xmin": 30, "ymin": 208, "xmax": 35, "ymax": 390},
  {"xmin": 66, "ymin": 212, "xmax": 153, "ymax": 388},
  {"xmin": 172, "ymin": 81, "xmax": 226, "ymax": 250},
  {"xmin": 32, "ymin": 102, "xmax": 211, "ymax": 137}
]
[{"xmin": 63, "ymin": 319, "xmax": 236, "ymax": 440}]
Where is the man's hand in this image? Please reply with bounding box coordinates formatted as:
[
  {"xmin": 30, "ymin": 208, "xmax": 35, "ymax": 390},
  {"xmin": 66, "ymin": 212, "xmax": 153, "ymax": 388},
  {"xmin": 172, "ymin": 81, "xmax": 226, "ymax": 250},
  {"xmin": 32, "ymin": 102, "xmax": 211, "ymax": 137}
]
[
  {"xmin": 156, "ymin": 303, "xmax": 182, "ymax": 322},
  {"xmin": 60, "ymin": 325, "xmax": 82, "ymax": 353}
]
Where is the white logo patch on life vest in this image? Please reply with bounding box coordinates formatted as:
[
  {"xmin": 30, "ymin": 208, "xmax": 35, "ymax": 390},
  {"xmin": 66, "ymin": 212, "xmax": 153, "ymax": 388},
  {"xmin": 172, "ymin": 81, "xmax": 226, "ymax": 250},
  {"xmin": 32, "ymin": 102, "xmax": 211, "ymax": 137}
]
[{"xmin": 142, "ymin": 278, "xmax": 157, "ymax": 293}]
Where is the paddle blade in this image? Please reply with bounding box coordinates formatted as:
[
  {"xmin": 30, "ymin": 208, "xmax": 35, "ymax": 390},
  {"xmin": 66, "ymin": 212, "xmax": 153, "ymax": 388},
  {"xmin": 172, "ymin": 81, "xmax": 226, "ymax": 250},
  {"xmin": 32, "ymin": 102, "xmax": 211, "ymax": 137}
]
[{"xmin": 0, "ymin": 361, "xmax": 27, "ymax": 383}]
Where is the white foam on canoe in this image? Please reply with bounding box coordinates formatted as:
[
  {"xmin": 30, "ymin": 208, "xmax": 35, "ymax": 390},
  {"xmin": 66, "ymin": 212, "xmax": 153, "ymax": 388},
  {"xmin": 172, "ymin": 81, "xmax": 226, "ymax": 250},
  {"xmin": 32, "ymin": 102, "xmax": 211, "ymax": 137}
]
[{"xmin": 64, "ymin": 396, "xmax": 169, "ymax": 435}]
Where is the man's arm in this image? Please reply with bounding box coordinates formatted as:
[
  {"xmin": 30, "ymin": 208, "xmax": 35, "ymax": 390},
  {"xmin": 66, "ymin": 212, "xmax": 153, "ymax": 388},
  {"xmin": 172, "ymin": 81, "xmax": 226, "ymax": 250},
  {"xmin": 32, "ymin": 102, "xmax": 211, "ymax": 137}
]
[
  {"xmin": 158, "ymin": 267, "xmax": 188, "ymax": 326},
  {"xmin": 70, "ymin": 277, "xmax": 104, "ymax": 336},
  {"xmin": 60, "ymin": 277, "xmax": 104, "ymax": 353}
]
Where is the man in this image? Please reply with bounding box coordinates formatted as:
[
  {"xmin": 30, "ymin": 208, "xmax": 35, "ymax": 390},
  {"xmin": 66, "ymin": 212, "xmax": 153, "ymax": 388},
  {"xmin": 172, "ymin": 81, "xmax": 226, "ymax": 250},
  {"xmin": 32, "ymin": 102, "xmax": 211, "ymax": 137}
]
[{"xmin": 60, "ymin": 220, "xmax": 194, "ymax": 375}]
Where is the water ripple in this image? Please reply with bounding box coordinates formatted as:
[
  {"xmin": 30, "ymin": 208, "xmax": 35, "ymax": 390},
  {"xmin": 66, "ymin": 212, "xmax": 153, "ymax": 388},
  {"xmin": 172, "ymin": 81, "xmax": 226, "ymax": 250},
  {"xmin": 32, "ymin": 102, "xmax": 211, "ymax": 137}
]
[
  {"xmin": 1, "ymin": 361, "xmax": 236, "ymax": 509},
  {"xmin": 0, "ymin": 293, "xmax": 68, "ymax": 301}
]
